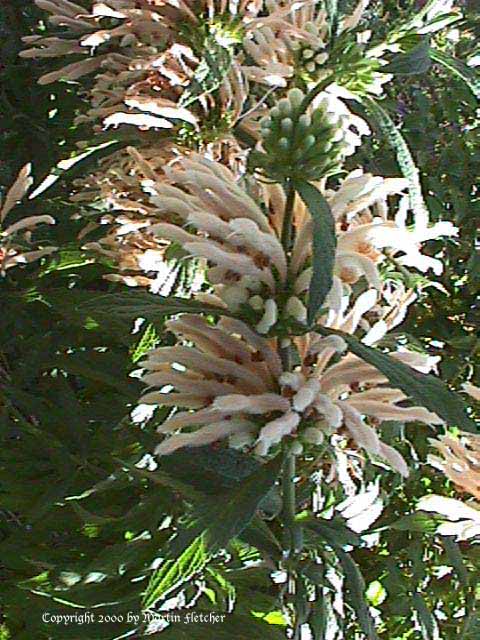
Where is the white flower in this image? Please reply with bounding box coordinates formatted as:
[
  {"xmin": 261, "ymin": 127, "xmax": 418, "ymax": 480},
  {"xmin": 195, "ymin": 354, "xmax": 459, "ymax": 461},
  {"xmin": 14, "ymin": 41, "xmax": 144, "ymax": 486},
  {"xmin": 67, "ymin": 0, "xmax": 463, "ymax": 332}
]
[
  {"xmin": 417, "ymin": 495, "xmax": 480, "ymax": 541},
  {"xmin": 1, "ymin": 164, "xmax": 56, "ymax": 275}
]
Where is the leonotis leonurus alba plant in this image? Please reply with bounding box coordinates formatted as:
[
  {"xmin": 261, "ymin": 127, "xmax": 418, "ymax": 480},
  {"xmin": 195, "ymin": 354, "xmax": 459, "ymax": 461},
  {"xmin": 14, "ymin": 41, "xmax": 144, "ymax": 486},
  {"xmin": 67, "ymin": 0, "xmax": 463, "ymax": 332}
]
[{"xmin": 21, "ymin": 0, "xmax": 478, "ymax": 636}]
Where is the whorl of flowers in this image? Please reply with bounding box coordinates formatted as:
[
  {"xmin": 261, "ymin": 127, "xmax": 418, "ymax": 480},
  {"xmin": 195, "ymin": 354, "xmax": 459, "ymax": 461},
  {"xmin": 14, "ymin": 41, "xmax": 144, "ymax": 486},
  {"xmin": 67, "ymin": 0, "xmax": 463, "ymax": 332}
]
[
  {"xmin": 140, "ymin": 313, "xmax": 442, "ymax": 473},
  {"xmin": 23, "ymin": 0, "xmax": 390, "ymax": 145},
  {"xmin": 22, "ymin": 1, "xmax": 248, "ymax": 137},
  {"xmin": 0, "ymin": 165, "xmax": 56, "ymax": 276}
]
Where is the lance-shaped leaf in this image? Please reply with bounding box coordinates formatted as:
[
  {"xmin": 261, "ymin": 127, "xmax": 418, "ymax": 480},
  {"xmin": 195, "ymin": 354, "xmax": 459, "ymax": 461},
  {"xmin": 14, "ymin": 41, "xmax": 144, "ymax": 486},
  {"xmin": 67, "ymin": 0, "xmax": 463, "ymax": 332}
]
[
  {"xmin": 59, "ymin": 290, "xmax": 233, "ymax": 324},
  {"xmin": 383, "ymin": 39, "xmax": 432, "ymax": 75},
  {"xmin": 430, "ymin": 49, "xmax": 480, "ymax": 99},
  {"xmin": 412, "ymin": 592, "xmax": 438, "ymax": 640},
  {"xmin": 294, "ymin": 180, "xmax": 336, "ymax": 325},
  {"xmin": 180, "ymin": 37, "xmax": 233, "ymax": 108},
  {"xmin": 363, "ymin": 98, "xmax": 429, "ymax": 228},
  {"xmin": 143, "ymin": 455, "xmax": 283, "ymax": 609},
  {"xmin": 314, "ymin": 326, "xmax": 478, "ymax": 433},
  {"xmin": 335, "ymin": 548, "xmax": 379, "ymax": 640}
]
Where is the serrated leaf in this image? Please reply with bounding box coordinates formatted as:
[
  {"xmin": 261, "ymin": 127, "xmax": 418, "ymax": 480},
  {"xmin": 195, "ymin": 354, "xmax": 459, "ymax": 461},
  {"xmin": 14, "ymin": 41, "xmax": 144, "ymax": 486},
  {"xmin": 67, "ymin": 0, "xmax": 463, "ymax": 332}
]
[
  {"xmin": 363, "ymin": 98, "xmax": 430, "ymax": 228},
  {"xmin": 430, "ymin": 49, "xmax": 480, "ymax": 99},
  {"xmin": 79, "ymin": 291, "xmax": 232, "ymax": 323},
  {"xmin": 131, "ymin": 323, "xmax": 160, "ymax": 364},
  {"xmin": 144, "ymin": 534, "xmax": 208, "ymax": 610},
  {"xmin": 383, "ymin": 39, "xmax": 432, "ymax": 75},
  {"xmin": 314, "ymin": 326, "xmax": 478, "ymax": 433},
  {"xmin": 143, "ymin": 455, "xmax": 283, "ymax": 609},
  {"xmin": 294, "ymin": 180, "xmax": 336, "ymax": 325}
]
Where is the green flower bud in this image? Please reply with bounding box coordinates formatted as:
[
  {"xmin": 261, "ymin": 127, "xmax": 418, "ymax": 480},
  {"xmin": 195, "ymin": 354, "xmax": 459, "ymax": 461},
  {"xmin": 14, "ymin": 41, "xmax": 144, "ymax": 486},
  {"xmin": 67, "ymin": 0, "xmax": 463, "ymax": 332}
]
[
  {"xmin": 298, "ymin": 114, "xmax": 312, "ymax": 130},
  {"xmin": 315, "ymin": 52, "xmax": 328, "ymax": 65},
  {"xmin": 270, "ymin": 106, "xmax": 280, "ymax": 120},
  {"xmin": 302, "ymin": 134, "xmax": 316, "ymax": 150},
  {"xmin": 278, "ymin": 98, "xmax": 292, "ymax": 116},
  {"xmin": 290, "ymin": 441, "xmax": 304, "ymax": 456},
  {"xmin": 281, "ymin": 117, "xmax": 293, "ymax": 134},
  {"xmin": 302, "ymin": 427, "xmax": 324, "ymax": 445},
  {"xmin": 288, "ymin": 88, "xmax": 305, "ymax": 109}
]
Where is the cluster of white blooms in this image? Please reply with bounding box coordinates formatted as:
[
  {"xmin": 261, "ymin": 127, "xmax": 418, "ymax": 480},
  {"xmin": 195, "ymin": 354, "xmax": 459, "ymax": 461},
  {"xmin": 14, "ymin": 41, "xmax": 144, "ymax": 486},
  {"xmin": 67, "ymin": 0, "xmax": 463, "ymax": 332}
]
[
  {"xmin": 140, "ymin": 313, "xmax": 442, "ymax": 474},
  {"xmin": 241, "ymin": 0, "xmax": 393, "ymax": 97},
  {"xmin": 428, "ymin": 433, "xmax": 480, "ymax": 501},
  {"xmin": 0, "ymin": 165, "xmax": 56, "ymax": 276},
  {"xmin": 418, "ymin": 431, "xmax": 480, "ymax": 541}
]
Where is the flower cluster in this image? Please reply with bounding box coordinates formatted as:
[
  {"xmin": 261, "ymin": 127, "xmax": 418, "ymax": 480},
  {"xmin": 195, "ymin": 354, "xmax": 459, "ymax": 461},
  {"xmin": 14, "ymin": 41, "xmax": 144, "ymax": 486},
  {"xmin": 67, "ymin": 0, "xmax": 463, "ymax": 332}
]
[
  {"xmin": 251, "ymin": 88, "xmax": 369, "ymax": 181},
  {"xmin": 0, "ymin": 165, "xmax": 56, "ymax": 276},
  {"xmin": 140, "ymin": 313, "xmax": 442, "ymax": 476}
]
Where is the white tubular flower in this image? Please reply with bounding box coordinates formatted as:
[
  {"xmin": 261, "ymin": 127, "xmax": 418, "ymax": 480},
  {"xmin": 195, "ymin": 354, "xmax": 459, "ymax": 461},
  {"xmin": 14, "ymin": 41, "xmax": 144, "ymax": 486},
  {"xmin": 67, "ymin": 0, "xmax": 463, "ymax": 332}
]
[
  {"xmin": 142, "ymin": 309, "xmax": 440, "ymax": 477},
  {"xmin": 256, "ymin": 299, "xmax": 279, "ymax": 334},
  {"xmin": 428, "ymin": 433, "xmax": 480, "ymax": 501},
  {"xmin": 213, "ymin": 393, "xmax": 290, "ymax": 414},
  {"xmin": 1, "ymin": 164, "xmax": 56, "ymax": 275},
  {"xmin": 463, "ymin": 383, "xmax": 480, "ymax": 402},
  {"xmin": 417, "ymin": 495, "xmax": 480, "ymax": 541},
  {"xmin": 293, "ymin": 379, "xmax": 321, "ymax": 412},
  {"xmin": 285, "ymin": 296, "xmax": 308, "ymax": 323},
  {"xmin": 256, "ymin": 411, "xmax": 301, "ymax": 451}
]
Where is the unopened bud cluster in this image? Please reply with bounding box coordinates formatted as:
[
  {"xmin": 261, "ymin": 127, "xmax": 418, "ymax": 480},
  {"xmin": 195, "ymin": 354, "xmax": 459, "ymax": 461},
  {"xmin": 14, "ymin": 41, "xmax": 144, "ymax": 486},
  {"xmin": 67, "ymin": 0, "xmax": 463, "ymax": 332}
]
[
  {"xmin": 291, "ymin": 21, "xmax": 329, "ymax": 79},
  {"xmin": 250, "ymin": 88, "xmax": 354, "ymax": 182}
]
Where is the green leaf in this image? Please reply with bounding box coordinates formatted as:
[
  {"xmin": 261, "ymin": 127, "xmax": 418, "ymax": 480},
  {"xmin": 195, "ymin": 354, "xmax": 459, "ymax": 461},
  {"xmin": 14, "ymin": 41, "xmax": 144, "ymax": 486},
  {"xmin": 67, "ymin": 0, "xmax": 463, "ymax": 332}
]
[
  {"xmin": 314, "ymin": 326, "xmax": 478, "ymax": 433},
  {"xmin": 294, "ymin": 180, "xmax": 336, "ymax": 325},
  {"xmin": 363, "ymin": 98, "xmax": 430, "ymax": 228},
  {"xmin": 305, "ymin": 516, "xmax": 361, "ymax": 547},
  {"xmin": 143, "ymin": 455, "xmax": 283, "ymax": 609},
  {"xmin": 441, "ymin": 537, "xmax": 469, "ymax": 587},
  {"xmin": 131, "ymin": 323, "xmax": 160, "ymax": 363},
  {"xmin": 335, "ymin": 548, "xmax": 379, "ymax": 640},
  {"xmin": 180, "ymin": 37, "xmax": 233, "ymax": 108},
  {"xmin": 144, "ymin": 534, "xmax": 208, "ymax": 610},
  {"xmin": 383, "ymin": 40, "xmax": 432, "ymax": 75},
  {"xmin": 430, "ymin": 49, "xmax": 480, "ymax": 99},
  {"xmin": 389, "ymin": 512, "xmax": 440, "ymax": 534},
  {"xmin": 82, "ymin": 291, "xmax": 231, "ymax": 322},
  {"xmin": 154, "ymin": 612, "xmax": 287, "ymax": 638},
  {"xmin": 412, "ymin": 592, "xmax": 438, "ymax": 640}
]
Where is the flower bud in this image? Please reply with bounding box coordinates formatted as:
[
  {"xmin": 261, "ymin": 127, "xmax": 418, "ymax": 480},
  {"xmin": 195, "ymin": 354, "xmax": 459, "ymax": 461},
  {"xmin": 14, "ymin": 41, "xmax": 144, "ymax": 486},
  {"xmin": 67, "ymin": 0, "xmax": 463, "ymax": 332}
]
[
  {"xmin": 290, "ymin": 441, "xmax": 304, "ymax": 456},
  {"xmin": 285, "ymin": 296, "xmax": 307, "ymax": 323},
  {"xmin": 288, "ymin": 88, "xmax": 305, "ymax": 108}
]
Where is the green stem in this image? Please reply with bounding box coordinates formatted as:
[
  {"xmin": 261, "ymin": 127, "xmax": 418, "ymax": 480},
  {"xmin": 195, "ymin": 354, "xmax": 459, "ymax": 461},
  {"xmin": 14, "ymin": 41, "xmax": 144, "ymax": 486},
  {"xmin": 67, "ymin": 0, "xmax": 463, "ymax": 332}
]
[
  {"xmin": 282, "ymin": 453, "xmax": 302, "ymax": 553},
  {"xmin": 299, "ymin": 72, "xmax": 335, "ymax": 115},
  {"xmin": 281, "ymin": 179, "xmax": 296, "ymax": 253}
]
